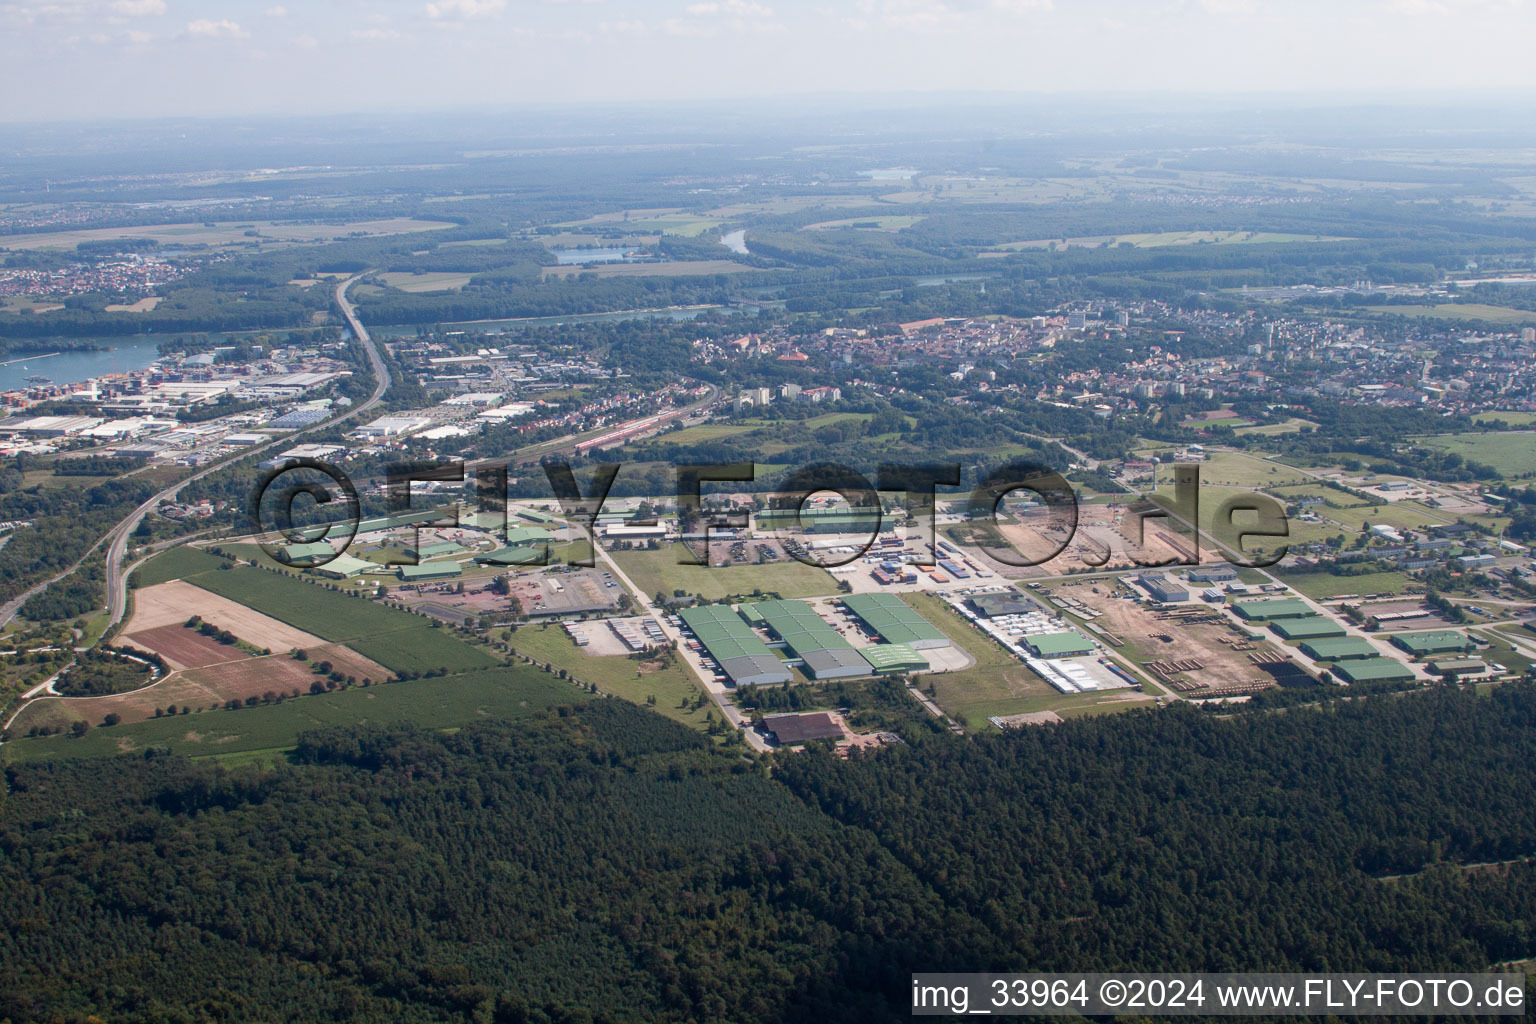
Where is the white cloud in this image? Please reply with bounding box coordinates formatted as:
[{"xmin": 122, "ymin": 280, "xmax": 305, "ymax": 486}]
[
  {"xmin": 688, "ymin": 0, "xmax": 774, "ymax": 14},
  {"xmin": 294, "ymin": 32, "xmax": 318, "ymax": 47},
  {"xmin": 351, "ymin": 26, "xmax": 402, "ymax": 39},
  {"xmin": 1198, "ymin": 0, "xmax": 1258, "ymax": 13},
  {"xmin": 111, "ymin": 0, "xmax": 165, "ymax": 15},
  {"xmin": 425, "ymin": 0, "xmax": 506, "ymax": 17},
  {"xmin": 125, "ymin": 27, "xmax": 150, "ymax": 42},
  {"xmin": 598, "ymin": 18, "xmax": 648, "ymax": 32},
  {"xmin": 264, "ymin": 4, "xmax": 288, "ymax": 15},
  {"xmin": 185, "ymin": 18, "xmax": 247, "ymax": 37}
]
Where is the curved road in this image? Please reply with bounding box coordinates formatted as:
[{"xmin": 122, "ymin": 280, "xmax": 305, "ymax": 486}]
[{"xmin": 0, "ymin": 274, "xmax": 393, "ymax": 636}]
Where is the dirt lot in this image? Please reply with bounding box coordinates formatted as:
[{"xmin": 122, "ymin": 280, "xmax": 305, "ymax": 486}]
[
  {"xmin": 962, "ymin": 503, "xmax": 1199, "ymax": 577},
  {"xmin": 1062, "ymin": 585, "xmax": 1289, "ymax": 693},
  {"xmin": 128, "ymin": 581, "xmax": 324, "ymax": 651},
  {"xmin": 126, "ymin": 624, "xmax": 245, "ymax": 669},
  {"xmin": 15, "ymin": 641, "xmax": 389, "ymax": 730}
]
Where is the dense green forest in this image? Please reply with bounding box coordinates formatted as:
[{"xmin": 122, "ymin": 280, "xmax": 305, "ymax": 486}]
[{"xmin": 4, "ymin": 688, "xmax": 1536, "ymax": 1022}]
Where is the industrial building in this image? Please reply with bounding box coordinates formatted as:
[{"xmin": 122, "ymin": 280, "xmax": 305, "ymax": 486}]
[
  {"xmin": 968, "ymin": 593, "xmax": 1038, "ymax": 619},
  {"xmin": 1389, "ymin": 631, "xmax": 1475, "ymax": 658},
  {"xmin": 1300, "ymin": 637, "xmax": 1381, "ymax": 662},
  {"xmin": 761, "ymin": 712, "xmax": 844, "ymax": 745},
  {"xmin": 1233, "ymin": 598, "xmax": 1312, "ymax": 621},
  {"xmin": 398, "ymin": 562, "xmax": 462, "ymax": 582},
  {"xmin": 841, "ymin": 593, "xmax": 951, "ymax": 650},
  {"xmin": 678, "ymin": 605, "xmax": 792, "ymax": 688},
  {"xmin": 277, "ymin": 541, "xmax": 336, "ymax": 566},
  {"xmin": 311, "ymin": 554, "xmax": 377, "ymax": 580},
  {"xmin": 1333, "ymin": 658, "xmax": 1417, "ymax": 684},
  {"xmin": 1188, "ymin": 566, "xmax": 1238, "ymax": 584},
  {"xmin": 1270, "ymin": 616, "xmax": 1347, "ymax": 641},
  {"xmin": 1025, "ymin": 631, "xmax": 1095, "ymax": 659},
  {"xmin": 858, "ymin": 644, "xmax": 929, "ymax": 674},
  {"xmin": 1137, "ymin": 573, "xmax": 1189, "ymax": 604},
  {"xmin": 406, "ymin": 540, "xmax": 464, "ymax": 561},
  {"xmin": 739, "ymin": 599, "xmax": 871, "ymax": 680},
  {"xmin": 754, "ymin": 506, "xmax": 887, "ymax": 534}
]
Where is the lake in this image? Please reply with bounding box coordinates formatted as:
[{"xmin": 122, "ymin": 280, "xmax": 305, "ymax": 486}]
[{"xmin": 0, "ymin": 336, "xmax": 165, "ymax": 392}]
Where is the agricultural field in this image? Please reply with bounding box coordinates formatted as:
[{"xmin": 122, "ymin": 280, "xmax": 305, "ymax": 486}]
[
  {"xmin": 803, "ymin": 215, "xmax": 927, "ymax": 231},
  {"xmin": 506, "ymin": 623, "xmax": 714, "ymax": 730},
  {"xmin": 3, "ymin": 665, "xmax": 582, "ymax": 763},
  {"xmin": 995, "ymin": 230, "xmax": 1352, "ymax": 250},
  {"xmin": 0, "ymin": 218, "xmax": 456, "ymax": 252},
  {"xmin": 376, "ymin": 271, "xmax": 474, "ymax": 292},
  {"xmin": 1474, "ymin": 412, "xmax": 1536, "ymax": 427},
  {"xmin": 1362, "ymin": 303, "xmax": 1536, "ymax": 325},
  {"xmin": 1193, "ymin": 451, "xmax": 1315, "ymax": 489},
  {"xmin": 127, "ymin": 580, "xmax": 323, "ymax": 650},
  {"xmin": 652, "ymin": 422, "xmax": 758, "ymax": 445},
  {"xmin": 133, "ymin": 549, "xmax": 498, "ymax": 675},
  {"xmin": 1282, "ymin": 571, "xmax": 1415, "ymax": 601},
  {"xmin": 540, "ymin": 259, "xmax": 751, "ymax": 279},
  {"xmin": 1414, "ymin": 431, "xmax": 1536, "ymax": 480},
  {"xmin": 609, "ymin": 545, "xmax": 836, "ymax": 604}
]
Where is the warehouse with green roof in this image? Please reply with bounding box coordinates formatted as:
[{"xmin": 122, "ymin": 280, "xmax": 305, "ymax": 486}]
[
  {"xmin": 1334, "ymin": 658, "xmax": 1417, "ymax": 684},
  {"xmin": 1389, "ymin": 631, "xmax": 1474, "ymax": 658},
  {"xmin": 312, "ymin": 554, "xmax": 378, "ymax": 580},
  {"xmin": 858, "ymin": 644, "xmax": 929, "ymax": 675},
  {"xmin": 678, "ymin": 605, "xmax": 792, "ymax": 688},
  {"xmin": 1025, "ymin": 631, "xmax": 1096, "ymax": 659},
  {"xmin": 1233, "ymin": 598, "xmax": 1312, "ymax": 621},
  {"xmin": 739, "ymin": 599, "xmax": 871, "ymax": 680},
  {"xmin": 1300, "ymin": 637, "xmax": 1382, "ymax": 662},
  {"xmin": 1270, "ymin": 616, "xmax": 1347, "ymax": 641},
  {"xmin": 841, "ymin": 593, "xmax": 950, "ymax": 650},
  {"xmin": 277, "ymin": 541, "xmax": 336, "ymax": 566},
  {"xmin": 398, "ymin": 562, "xmax": 462, "ymax": 582},
  {"xmin": 405, "ymin": 540, "xmax": 463, "ymax": 561}
]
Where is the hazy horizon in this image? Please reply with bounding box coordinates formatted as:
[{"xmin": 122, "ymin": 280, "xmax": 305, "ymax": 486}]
[{"xmin": 5, "ymin": 0, "xmax": 1536, "ymax": 122}]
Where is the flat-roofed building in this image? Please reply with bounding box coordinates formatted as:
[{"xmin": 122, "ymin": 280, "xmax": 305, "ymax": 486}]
[
  {"xmin": 1233, "ymin": 598, "xmax": 1312, "ymax": 621},
  {"xmin": 398, "ymin": 562, "xmax": 462, "ymax": 582},
  {"xmin": 741, "ymin": 599, "xmax": 870, "ymax": 680},
  {"xmin": 312, "ymin": 554, "xmax": 377, "ymax": 579},
  {"xmin": 1026, "ymin": 631, "xmax": 1095, "ymax": 659},
  {"xmin": 762, "ymin": 712, "xmax": 844, "ymax": 745},
  {"xmin": 1334, "ymin": 658, "xmax": 1417, "ymax": 684},
  {"xmin": 1300, "ymin": 637, "xmax": 1381, "ymax": 662},
  {"xmin": 1389, "ymin": 631, "xmax": 1474, "ymax": 658},
  {"xmin": 1270, "ymin": 616, "xmax": 1347, "ymax": 641},
  {"xmin": 679, "ymin": 604, "xmax": 792, "ymax": 688},
  {"xmin": 842, "ymin": 593, "xmax": 950, "ymax": 650}
]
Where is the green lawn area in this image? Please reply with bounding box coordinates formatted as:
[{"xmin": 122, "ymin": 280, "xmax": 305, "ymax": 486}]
[
  {"xmin": 377, "ymin": 271, "xmax": 473, "ymax": 292},
  {"xmin": 133, "ymin": 548, "xmax": 499, "ymax": 675},
  {"xmin": 609, "ymin": 545, "xmax": 835, "ymax": 603},
  {"xmin": 652, "ymin": 422, "xmax": 758, "ymax": 445},
  {"xmin": 1414, "ymin": 431, "xmax": 1536, "ymax": 480},
  {"xmin": 1194, "ymin": 451, "xmax": 1313, "ymax": 489},
  {"xmin": 506, "ymin": 623, "xmax": 713, "ymax": 731},
  {"xmin": 1472, "ymin": 629, "xmax": 1536, "ymax": 676},
  {"xmin": 2, "ymin": 665, "xmax": 582, "ymax": 763},
  {"xmin": 1363, "ymin": 303, "xmax": 1536, "ymax": 325},
  {"xmin": 1280, "ymin": 570, "xmax": 1414, "ymax": 601},
  {"xmin": 1474, "ymin": 412, "xmax": 1536, "ymax": 427},
  {"xmin": 899, "ymin": 592, "xmax": 1141, "ymax": 727}
]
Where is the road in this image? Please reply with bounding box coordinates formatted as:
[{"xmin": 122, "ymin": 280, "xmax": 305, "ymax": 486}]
[
  {"xmin": 0, "ymin": 273, "xmax": 394, "ymax": 636},
  {"xmin": 578, "ymin": 524, "xmax": 771, "ymax": 752}
]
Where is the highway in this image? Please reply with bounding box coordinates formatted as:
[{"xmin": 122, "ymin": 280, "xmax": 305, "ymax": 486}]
[{"xmin": 0, "ymin": 273, "xmax": 393, "ymax": 635}]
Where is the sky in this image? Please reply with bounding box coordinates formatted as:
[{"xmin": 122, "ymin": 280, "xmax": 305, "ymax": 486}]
[{"xmin": 1, "ymin": 0, "xmax": 1535, "ymax": 121}]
